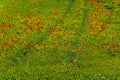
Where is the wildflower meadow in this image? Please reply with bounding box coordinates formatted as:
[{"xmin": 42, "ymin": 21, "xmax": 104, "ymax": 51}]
[{"xmin": 0, "ymin": 0, "xmax": 120, "ymax": 79}]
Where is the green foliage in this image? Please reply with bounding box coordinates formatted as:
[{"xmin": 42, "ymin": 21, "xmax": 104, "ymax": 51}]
[{"xmin": 0, "ymin": 0, "xmax": 120, "ymax": 79}]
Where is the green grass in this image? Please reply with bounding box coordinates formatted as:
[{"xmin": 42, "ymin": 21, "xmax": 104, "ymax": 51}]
[{"xmin": 0, "ymin": 0, "xmax": 120, "ymax": 79}]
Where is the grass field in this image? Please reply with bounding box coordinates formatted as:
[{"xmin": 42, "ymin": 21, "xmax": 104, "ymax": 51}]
[{"xmin": 0, "ymin": 0, "xmax": 120, "ymax": 79}]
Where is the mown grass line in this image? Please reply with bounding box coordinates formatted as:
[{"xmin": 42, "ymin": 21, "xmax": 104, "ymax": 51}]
[{"xmin": 53, "ymin": 0, "xmax": 75, "ymax": 26}]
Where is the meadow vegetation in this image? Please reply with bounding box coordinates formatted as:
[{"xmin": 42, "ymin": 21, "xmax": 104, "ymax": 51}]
[{"xmin": 0, "ymin": 0, "xmax": 120, "ymax": 79}]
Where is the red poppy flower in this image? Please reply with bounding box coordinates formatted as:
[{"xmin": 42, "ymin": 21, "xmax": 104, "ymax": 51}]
[
  {"xmin": 13, "ymin": 39, "xmax": 19, "ymax": 43},
  {"xmin": 53, "ymin": 12, "xmax": 58, "ymax": 17},
  {"xmin": 28, "ymin": 26, "xmax": 34, "ymax": 30},
  {"xmin": 112, "ymin": 37, "xmax": 116, "ymax": 40},
  {"xmin": 4, "ymin": 41, "xmax": 9, "ymax": 46},
  {"xmin": 76, "ymin": 48, "xmax": 83, "ymax": 53},
  {"xmin": 26, "ymin": 43, "xmax": 32, "ymax": 47},
  {"xmin": 0, "ymin": 24, "xmax": 6, "ymax": 28},
  {"xmin": 33, "ymin": 47, "xmax": 39, "ymax": 51},
  {"xmin": 101, "ymin": 45, "xmax": 105, "ymax": 49},
  {"xmin": 105, "ymin": 42, "xmax": 110, "ymax": 46},
  {"xmin": 99, "ymin": 30, "xmax": 103, "ymax": 32},
  {"xmin": 114, "ymin": 50, "xmax": 119, "ymax": 53},
  {"xmin": 76, "ymin": 48, "xmax": 79, "ymax": 52},
  {"xmin": 34, "ymin": 21, "xmax": 44, "ymax": 26},
  {"xmin": 115, "ymin": 44, "xmax": 119, "ymax": 48}
]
